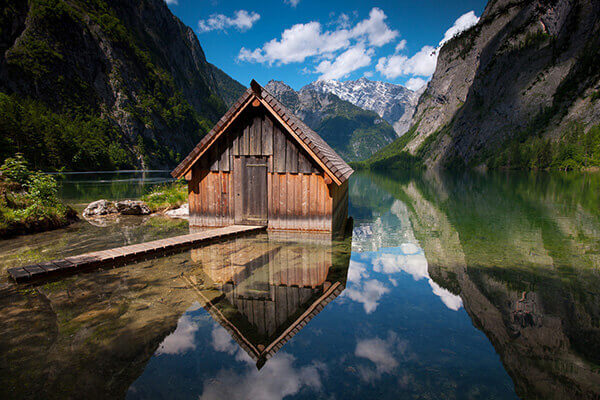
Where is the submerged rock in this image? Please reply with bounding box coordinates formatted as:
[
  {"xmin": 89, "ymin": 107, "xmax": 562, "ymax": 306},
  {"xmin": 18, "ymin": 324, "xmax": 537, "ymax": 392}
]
[
  {"xmin": 82, "ymin": 200, "xmax": 118, "ymax": 217},
  {"xmin": 115, "ymin": 200, "xmax": 151, "ymax": 215},
  {"xmin": 165, "ymin": 203, "xmax": 189, "ymax": 219}
]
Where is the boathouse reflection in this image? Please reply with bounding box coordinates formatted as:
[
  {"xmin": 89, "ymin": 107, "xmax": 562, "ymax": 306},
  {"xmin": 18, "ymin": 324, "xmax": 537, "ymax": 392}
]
[{"xmin": 184, "ymin": 231, "xmax": 351, "ymax": 368}]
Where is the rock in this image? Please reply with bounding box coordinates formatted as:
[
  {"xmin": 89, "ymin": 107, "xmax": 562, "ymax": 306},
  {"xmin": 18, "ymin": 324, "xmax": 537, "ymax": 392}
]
[
  {"xmin": 115, "ymin": 200, "xmax": 151, "ymax": 215},
  {"xmin": 165, "ymin": 203, "xmax": 189, "ymax": 219},
  {"xmin": 83, "ymin": 200, "xmax": 118, "ymax": 217}
]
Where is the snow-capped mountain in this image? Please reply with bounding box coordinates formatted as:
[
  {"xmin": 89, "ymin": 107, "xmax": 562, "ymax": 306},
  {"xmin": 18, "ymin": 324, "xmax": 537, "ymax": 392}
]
[
  {"xmin": 305, "ymin": 78, "xmax": 421, "ymax": 135},
  {"xmin": 264, "ymin": 80, "xmax": 397, "ymax": 162}
]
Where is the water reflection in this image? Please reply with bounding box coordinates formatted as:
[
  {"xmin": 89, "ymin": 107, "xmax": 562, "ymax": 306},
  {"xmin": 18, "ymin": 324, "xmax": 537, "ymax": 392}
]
[
  {"xmin": 1, "ymin": 169, "xmax": 599, "ymax": 399},
  {"xmin": 360, "ymin": 169, "xmax": 600, "ymax": 399}
]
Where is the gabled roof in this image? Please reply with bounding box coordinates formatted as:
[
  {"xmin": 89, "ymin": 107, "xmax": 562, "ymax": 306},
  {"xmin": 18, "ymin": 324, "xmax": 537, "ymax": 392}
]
[{"xmin": 171, "ymin": 80, "xmax": 353, "ymax": 185}]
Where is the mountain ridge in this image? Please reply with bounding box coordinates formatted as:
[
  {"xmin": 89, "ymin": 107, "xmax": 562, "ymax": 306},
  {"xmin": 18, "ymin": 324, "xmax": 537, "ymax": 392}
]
[
  {"xmin": 0, "ymin": 0, "xmax": 245, "ymax": 171},
  {"xmin": 305, "ymin": 77, "xmax": 420, "ymax": 135},
  {"xmin": 265, "ymin": 79, "xmax": 397, "ymax": 162},
  {"xmin": 365, "ymin": 0, "xmax": 600, "ymax": 171}
]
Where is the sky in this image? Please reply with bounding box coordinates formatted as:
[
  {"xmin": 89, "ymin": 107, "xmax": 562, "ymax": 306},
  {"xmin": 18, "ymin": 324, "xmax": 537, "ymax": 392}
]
[{"xmin": 165, "ymin": 0, "xmax": 487, "ymax": 91}]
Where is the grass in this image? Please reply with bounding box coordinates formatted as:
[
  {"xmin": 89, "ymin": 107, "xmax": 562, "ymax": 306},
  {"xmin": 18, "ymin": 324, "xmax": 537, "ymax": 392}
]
[
  {"xmin": 0, "ymin": 154, "xmax": 78, "ymax": 237},
  {"xmin": 141, "ymin": 180, "xmax": 187, "ymax": 212}
]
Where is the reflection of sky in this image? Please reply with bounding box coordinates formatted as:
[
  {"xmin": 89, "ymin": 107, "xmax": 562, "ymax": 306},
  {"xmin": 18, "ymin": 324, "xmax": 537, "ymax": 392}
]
[
  {"xmin": 350, "ymin": 199, "xmax": 462, "ymax": 312},
  {"xmin": 129, "ymin": 251, "xmax": 512, "ymax": 400},
  {"xmin": 128, "ymin": 192, "xmax": 514, "ymax": 399},
  {"xmin": 346, "ymin": 243, "xmax": 462, "ymax": 313}
]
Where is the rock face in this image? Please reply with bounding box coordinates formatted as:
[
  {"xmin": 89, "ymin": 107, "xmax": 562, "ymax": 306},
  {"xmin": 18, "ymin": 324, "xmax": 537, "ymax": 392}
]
[
  {"xmin": 373, "ymin": 0, "xmax": 600, "ymax": 169},
  {"xmin": 115, "ymin": 200, "xmax": 151, "ymax": 215},
  {"xmin": 306, "ymin": 78, "xmax": 421, "ymax": 135},
  {"xmin": 0, "ymin": 0, "xmax": 245, "ymax": 170},
  {"xmin": 265, "ymin": 80, "xmax": 397, "ymax": 161}
]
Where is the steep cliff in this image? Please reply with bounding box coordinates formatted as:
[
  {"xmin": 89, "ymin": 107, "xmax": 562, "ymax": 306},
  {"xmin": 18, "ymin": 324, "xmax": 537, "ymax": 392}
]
[
  {"xmin": 265, "ymin": 80, "xmax": 397, "ymax": 161},
  {"xmin": 369, "ymin": 0, "xmax": 600, "ymax": 170},
  {"xmin": 0, "ymin": 0, "xmax": 245, "ymax": 170}
]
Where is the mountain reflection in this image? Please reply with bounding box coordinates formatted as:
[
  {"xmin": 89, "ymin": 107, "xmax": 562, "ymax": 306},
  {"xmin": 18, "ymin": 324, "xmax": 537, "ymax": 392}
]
[{"xmin": 357, "ymin": 170, "xmax": 600, "ymax": 399}]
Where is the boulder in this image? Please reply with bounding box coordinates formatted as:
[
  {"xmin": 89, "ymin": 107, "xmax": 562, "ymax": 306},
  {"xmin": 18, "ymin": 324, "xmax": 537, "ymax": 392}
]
[
  {"xmin": 82, "ymin": 200, "xmax": 118, "ymax": 217},
  {"xmin": 165, "ymin": 203, "xmax": 189, "ymax": 219},
  {"xmin": 115, "ymin": 200, "xmax": 151, "ymax": 215}
]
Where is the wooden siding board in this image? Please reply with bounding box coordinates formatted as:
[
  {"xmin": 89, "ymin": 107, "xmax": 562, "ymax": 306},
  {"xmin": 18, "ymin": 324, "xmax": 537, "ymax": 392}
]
[
  {"xmin": 274, "ymin": 125, "xmax": 286, "ymax": 172},
  {"xmin": 286, "ymin": 135, "xmax": 298, "ymax": 173},
  {"xmin": 263, "ymin": 115, "xmax": 273, "ymax": 155}
]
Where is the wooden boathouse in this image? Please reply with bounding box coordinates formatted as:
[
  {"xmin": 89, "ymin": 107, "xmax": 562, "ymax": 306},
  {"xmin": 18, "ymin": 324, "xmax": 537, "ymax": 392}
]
[{"xmin": 171, "ymin": 80, "xmax": 353, "ymax": 233}]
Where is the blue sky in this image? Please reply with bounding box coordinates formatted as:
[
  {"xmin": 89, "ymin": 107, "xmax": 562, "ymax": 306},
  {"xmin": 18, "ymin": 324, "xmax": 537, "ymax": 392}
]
[{"xmin": 165, "ymin": 0, "xmax": 487, "ymax": 91}]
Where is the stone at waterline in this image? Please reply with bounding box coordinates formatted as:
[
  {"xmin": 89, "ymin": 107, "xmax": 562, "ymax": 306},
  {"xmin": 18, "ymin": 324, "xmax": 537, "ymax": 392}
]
[
  {"xmin": 82, "ymin": 200, "xmax": 118, "ymax": 217},
  {"xmin": 165, "ymin": 203, "xmax": 189, "ymax": 219},
  {"xmin": 82, "ymin": 199, "xmax": 151, "ymax": 218},
  {"xmin": 115, "ymin": 200, "xmax": 151, "ymax": 215}
]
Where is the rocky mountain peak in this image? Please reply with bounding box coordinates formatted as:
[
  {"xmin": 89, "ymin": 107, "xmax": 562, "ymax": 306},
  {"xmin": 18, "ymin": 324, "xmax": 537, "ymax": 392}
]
[{"xmin": 303, "ymin": 78, "xmax": 420, "ymax": 135}]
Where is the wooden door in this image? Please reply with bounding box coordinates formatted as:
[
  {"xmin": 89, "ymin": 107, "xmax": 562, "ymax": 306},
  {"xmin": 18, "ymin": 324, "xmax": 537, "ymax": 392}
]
[{"xmin": 236, "ymin": 156, "xmax": 268, "ymax": 225}]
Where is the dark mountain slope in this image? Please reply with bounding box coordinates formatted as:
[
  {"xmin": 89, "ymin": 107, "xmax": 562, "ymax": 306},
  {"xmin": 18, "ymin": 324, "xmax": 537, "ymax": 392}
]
[
  {"xmin": 367, "ymin": 0, "xmax": 600, "ymax": 171},
  {"xmin": 0, "ymin": 0, "xmax": 245, "ymax": 170}
]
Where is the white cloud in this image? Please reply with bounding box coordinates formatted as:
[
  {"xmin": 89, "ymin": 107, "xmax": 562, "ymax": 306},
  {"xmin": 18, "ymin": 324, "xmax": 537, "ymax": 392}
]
[
  {"xmin": 376, "ymin": 10, "xmax": 479, "ymax": 80},
  {"xmin": 347, "ymin": 260, "xmax": 368, "ymax": 284},
  {"xmin": 363, "ymin": 71, "xmax": 374, "ymax": 78},
  {"xmin": 238, "ymin": 7, "xmax": 396, "ymax": 67},
  {"xmin": 285, "ymin": 0, "xmax": 301, "ymax": 7},
  {"xmin": 354, "ymin": 331, "xmax": 411, "ymax": 382},
  {"xmin": 199, "ymin": 353, "xmax": 325, "ymax": 400},
  {"xmin": 198, "ymin": 10, "xmax": 260, "ymax": 33},
  {"xmin": 315, "ymin": 45, "xmax": 373, "ymax": 80},
  {"xmin": 405, "ymin": 77, "xmax": 427, "ymax": 91},
  {"xmin": 395, "ymin": 39, "xmax": 407, "ymax": 52},
  {"xmin": 440, "ymin": 11, "xmax": 479, "ymax": 46},
  {"xmin": 376, "ymin": 45, "xmax": 437, "ymax": 79},
  {"xmin": 211, "ymin": 325, "xmax": 239, "ymax": 355},
  {"xmin": 428, "ymin": 280, "xmax": 463, "ymax": 311},
  {"xmin": 372, "ymin": 245, "xmax": 463, "ymax": 311},
  {"xmin": 156, "ymin": 314, "xmax": 199, "ymax": 355},
  {"xmin": 350, "ymin": 8, "xmax": 398, "ymax": 47},
  {"xmin": 164, "ymin": 0, "xmax": 177, "ymax": 4}
]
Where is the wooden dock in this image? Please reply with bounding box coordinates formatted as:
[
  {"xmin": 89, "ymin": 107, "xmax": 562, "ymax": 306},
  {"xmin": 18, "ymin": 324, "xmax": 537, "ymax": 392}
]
[{"xmin": 7, "ymin": 225, "xmax": 266, "ymax": 283}]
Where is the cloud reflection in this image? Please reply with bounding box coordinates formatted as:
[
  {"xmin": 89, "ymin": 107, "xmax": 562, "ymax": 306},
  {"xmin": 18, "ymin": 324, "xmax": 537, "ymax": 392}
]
[
  {"xmin": 354, "ymin": 331, "xmax": 411, "ymax": 382},
  {"xmin": 155, "ymin": 314, "xmax": 199, "ymax": 355},
  {"xmin": 373, "ymin": 246, "xmax": 463, "ymax": 311},
  {"xmin": 201, "ymin": 324, "xmax": 325, "ymax": 400},
  {"xmin": 343, "ymin": 260, "xmax": 389, "ymax": 313}
]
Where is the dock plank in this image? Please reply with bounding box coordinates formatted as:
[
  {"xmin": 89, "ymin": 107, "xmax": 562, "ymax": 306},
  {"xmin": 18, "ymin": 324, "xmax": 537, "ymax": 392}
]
[{"xmin": 8, "ymin": 225, "xmax": 266, "ymax": 283}]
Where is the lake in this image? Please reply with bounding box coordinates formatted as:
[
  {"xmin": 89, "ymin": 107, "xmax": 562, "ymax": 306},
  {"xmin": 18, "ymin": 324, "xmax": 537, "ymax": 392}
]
[{"xmin": 1, "ymin": 170, "xmax": 599, "ymax": 399}]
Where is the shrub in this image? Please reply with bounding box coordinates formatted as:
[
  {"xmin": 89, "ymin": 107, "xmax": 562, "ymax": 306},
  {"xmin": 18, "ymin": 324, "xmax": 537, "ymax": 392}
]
[
  {"xmin": 1, "ymin": 153, "xmax": 30, "ymax": 186},
  {"xmin": 27, "ymin": 172, "xmax": 59, "ymax": 205}
]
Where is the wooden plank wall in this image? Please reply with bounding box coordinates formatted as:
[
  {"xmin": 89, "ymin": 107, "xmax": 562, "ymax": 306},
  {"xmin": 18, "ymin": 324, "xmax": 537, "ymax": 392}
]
[
  {"xmin": 268, "ymin": 172, "xmax": 333, "ymax": 232},
  {"xmin": 331, "ymin": 180, "xmax": 349, "ymax": 235},
  {"xmin": 189, "ymin": 164, "xmax": 234, "ymax": 227},
  {"xmin": 189, "ymin": 106, "xmax": 343, "ymax": 231}
]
